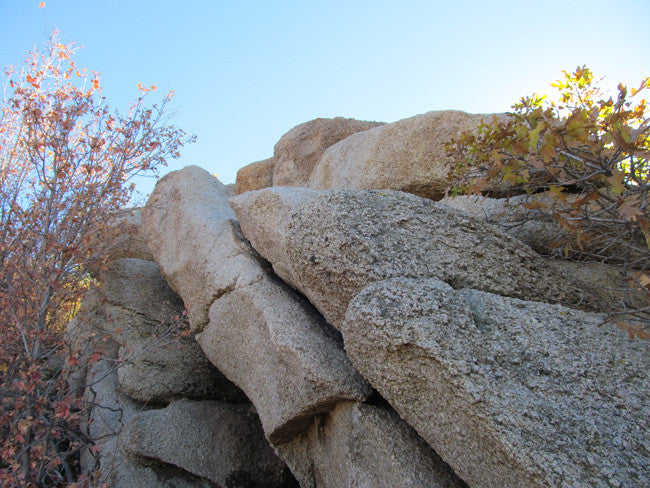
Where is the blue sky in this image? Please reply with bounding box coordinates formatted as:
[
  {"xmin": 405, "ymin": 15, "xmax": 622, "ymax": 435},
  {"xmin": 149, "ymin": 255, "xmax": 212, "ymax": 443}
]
[{"xmin": 1, "ymin": 0, "xmax": 648, "ymax": 197}]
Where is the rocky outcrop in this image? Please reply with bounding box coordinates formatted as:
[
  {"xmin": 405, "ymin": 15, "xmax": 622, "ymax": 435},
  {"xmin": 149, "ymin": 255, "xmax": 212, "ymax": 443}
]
[
  {"xmin": 142, "ymin": 166, "xmax": 371, "ymax": 445},
  {"xmin": 123, "ymin": 399, "xmax": 296, "ymax": 487},
  {"xmin": 230, "ymin": 187, "xmax": 606, "ymax": 329},
  {"xmin": 275, "ymin": 401, "xmax": 466, "ymax": 488},
  {"xmin": 272, "ymin": 117, "xmax": 383, "ymax": 187},
  {"xmin": 343, "ymin": 277, "xmax": 649, "ymax": 488},
  {"xmin": 234, "ymin": 157, "xmax": 275, "ymax": 195},
  {"xmin": 199, "ymin": 276, "xmax": 371, "ymax": 443},
  {"xmin": 141, "ymin": 165, "xmax": 248, "ymax": 331},
  {"xmin": 74, "ymin": 106, "xmax": 650, "ymax": 488},
  {"xmin": 308, "ymin": 110, "xmax": 497, "ymax": 199}
]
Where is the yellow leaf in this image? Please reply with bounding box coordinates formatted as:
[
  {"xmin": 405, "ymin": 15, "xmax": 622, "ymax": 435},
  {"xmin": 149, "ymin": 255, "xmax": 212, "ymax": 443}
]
[{"xmin": 607, "ymin": 169, "xmax": 625, "ymax": 195}]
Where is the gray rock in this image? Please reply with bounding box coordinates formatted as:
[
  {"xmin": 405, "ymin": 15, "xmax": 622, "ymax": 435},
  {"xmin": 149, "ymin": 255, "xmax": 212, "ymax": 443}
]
[
  {"xmin": 117, "ymin": 334, "xmax": 246, "ymax": 404},
  {"xmin": 141, "ymin": 165, "xmax": 266, "ymax": 331},
  {"xmin": 100, "ymin": 258, "xmax": 184, "ymax": 324},
  {"xmin": 343, "ymin": 277, "xmax": 650, "ymax": 488},
  {"xmin": 308, "ymin": 110, "xmax": 496, "ymax": 199},
  {"xmin": 197, "ymin": 276, "xmax": 371, "ymax": 443},
  {"xmin": 230, "ymin": 187, "xmax": 603, "ymax": 330},
  {"xmin": 273, "ymin": 117, "xmax": 383, "ymax": 188},
  {"xmin": 123, "ymin": 399, "xmax": 296, "ymax": 487},
  {"xmin": 275, "ymin": 401, "xmax": 466, "ymax": 488}
]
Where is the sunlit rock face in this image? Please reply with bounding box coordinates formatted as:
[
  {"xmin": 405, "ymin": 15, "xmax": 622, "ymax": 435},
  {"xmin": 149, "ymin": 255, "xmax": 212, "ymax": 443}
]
[{"xmin": 73, "ymin": 107, "xmax": 650, "ymax": 487}]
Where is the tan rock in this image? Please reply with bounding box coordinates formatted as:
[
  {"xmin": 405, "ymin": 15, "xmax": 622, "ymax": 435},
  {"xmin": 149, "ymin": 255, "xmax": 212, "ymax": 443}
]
[
  {"xmin": 234, "ymin": 157, "xmax": 275, "ymax": 194},
  {"xmin": 142, "ymin": 165, "xmax": 371, "ymax": 442},
  {"xmin": 273, "ymin": 117, "xmax": 383, "ymax": 187},
  {"xmin": 141, "ymin": 165, "xmax": 264, "ymax": 331},
  {"xmin": 100, "ymin": 258, "xmax": 183, "ymax": 324},
  {"xmin": 343, "ymin": 277, "xmax": 650, "ymax": 488},
  {"xmin": 309, "ymin": 110, "xmax": 498, "ymax": 199},
  {"xmin": 197, "ymin": 276, "xmax": 371, "ymax": 443},
  {"xmin": 85, "ymin": 207, "xmax": 153, "ymax": 277}
]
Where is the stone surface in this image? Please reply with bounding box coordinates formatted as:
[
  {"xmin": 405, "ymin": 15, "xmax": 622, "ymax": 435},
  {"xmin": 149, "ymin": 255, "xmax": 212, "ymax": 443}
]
[
  {"xmin": 123, "ymin": 399, "xmax": 296, "ymax": 487},
  {"xmin": 440, "ymin": 193, "xmax": 562, "ymax": 255},
  {"xmin": 141, "ymin": 165, "xmax": 266, "ymax": 331},
  {"xmin": 234, "ymin": 157, "xmax": 275, "ymax": 194},
  {"xmin": 275, "ymin": 401, "xmax": 466, "ymax": 488},
  {"xmin": 85, "ymin": 207, "xmax": 154, "ymax": 277},
  {"xmin": 197, "ymin": 275, "xmax": 372, "ymax": 443},
  {"xmin": 84, "ymin": 362, "xmax": 224, "ymax": 488},
  {"xmin": 230, "ymin": 187, "xmax": 603, "ymax": 330},
  {"xmin": 117, "ymin": 335, "xmax": 246, "ymax": 404},
  {"xmin": 442, "ymin": 192, "xmax": 648, "ymax": 266},
  {"xmin": 343, "ymin": 277, "xmax": 650, "ymax": 488},
  {"xmin": 308, "ymin": 110, "xmax": 496, "ymax": 199},
  {"xmin": 79, "ymin": 259, "xmax": 246, "ymax": 404},
  {"xmin": 100, "ymin": 258, "xmax": 184, "ymax": 324},
  {"xmin": 273, "ymin": 117, "xmax": 383, "ymax": 187}
]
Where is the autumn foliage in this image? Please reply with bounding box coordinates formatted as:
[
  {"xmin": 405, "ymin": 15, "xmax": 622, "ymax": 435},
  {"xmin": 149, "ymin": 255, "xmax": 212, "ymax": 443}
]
[
  {"xmin": 446, "ymin": 67, "xmax": 650, "ymax": 321},
  {"xmin": 0, "ymin": 33, "xmax": 193, "ymax": 486}
]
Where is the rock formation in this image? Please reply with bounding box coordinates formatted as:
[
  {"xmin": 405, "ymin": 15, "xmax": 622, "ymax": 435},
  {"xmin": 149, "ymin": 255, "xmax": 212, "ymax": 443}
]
[{"xmin": 71, "ymin": 111, "xmax": 649, "ymax": 488}]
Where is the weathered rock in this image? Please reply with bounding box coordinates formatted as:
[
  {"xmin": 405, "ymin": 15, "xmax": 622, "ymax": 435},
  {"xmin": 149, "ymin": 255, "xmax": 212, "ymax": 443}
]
[
  {"xmin": 234, "ymin": 157, "xmax": 275, "ymax": 194},
  {"xmin": 141, "ymin": 165, "xmax": 265, "ymax": 331},
  {"xmin": 308, "ymin": 110, "xmax": 496, "ymax": 199},
  {"xmin": 197, "ymin": 276, "xmax": 372, "ymax": 443},
  {"xmin": 83, "ymin": 260, "xmax": 246, "ymax": 404},
  {"xmin": 442, "ymin": 192, "xmax": 649, "ymax": 267},
  {"xmin": 141, "ymin": 165, "xmax": 371, "ymax": 442},
  {"xmin": 123, "ymin": 399, "xmax": 296, "ymax": 487},
  {"xmin": 440, "ymin": 193, "xmax": 562, "ymax": 255},
  {"xmin": 273, "ymin": 117, "xmax": 383, "ymax": 187},
  {"xmin": 275, "ymin": 401, "xmax": 466, "ymax": 488},
  {"xmin": 117, "ymin": 335, "xmax": 246, "ymax": 404},
  {"xmin": 85, "ymin": 207, "xmax": 154, "ymax": 277},
  {"xmin": 100, "ymin": 258, "xmax": 184, "ymax": 324},
  {"xmin": 343, "ymin": 277, "xmax": 650, "ymax": 488},
  {"xmin": 230, "ymin": 187, "xmax": 604, "ymax": 330}
]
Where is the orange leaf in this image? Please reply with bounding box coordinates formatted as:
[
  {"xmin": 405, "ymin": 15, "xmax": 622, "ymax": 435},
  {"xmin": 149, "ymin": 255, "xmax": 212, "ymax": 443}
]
[
  {"xmin": 26, "ymin": 74, "xmax": 40, "ymax": 88},
  {"xmin": 39, "ymin": 2, "xmax": 46, "ymax": 8},
  {"xmin": 617, "ymin": 322, "xmax": 650, "ymax": 340}
]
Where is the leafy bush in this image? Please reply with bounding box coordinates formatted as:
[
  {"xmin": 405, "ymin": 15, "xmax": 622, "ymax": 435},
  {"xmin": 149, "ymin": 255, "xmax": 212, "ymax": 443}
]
[
  {"xmin": 446, "ymin": 66, "xmax": 650, "ymax": 326},
  {"xmin": 0, "ymin": 32, "xmax": 193, "ymax": 487}
]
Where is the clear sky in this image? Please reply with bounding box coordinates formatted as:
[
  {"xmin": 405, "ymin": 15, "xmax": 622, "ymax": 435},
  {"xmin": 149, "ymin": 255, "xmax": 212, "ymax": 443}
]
[{"xmin": 1, "ymin": 0, "xmax": 648, "ymax": 198}]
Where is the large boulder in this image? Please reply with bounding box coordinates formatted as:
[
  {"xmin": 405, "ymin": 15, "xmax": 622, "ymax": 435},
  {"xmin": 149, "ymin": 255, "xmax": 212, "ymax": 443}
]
[
  {"xmin": 275, "ymin": 401, "xmax": 466, "ymax": 488},
  {"xmin": 85, "ymin": 207, "xmax": 154, "ymax": 277},
  {"xmin": 94, "ymin": 258, "xmax": 245, "ymax": 403},
  {"xmin": 83, "ymin": 360, "xmax": 239, "ymax": 488},
  {"xmin": 141, "ymin": 165, "xmax": 264, "ymax": 331},
  {"xmin": 272, "ymin": 117, "xmax": 383, "ymax": 187},
  {"xmin": 198, "ymin": 276, "xmax": 371, "ymax": 443},
  {"xmin": 142, "ymin": 166, "xmax": 371, "ymax": 443},
  {"xmin": 234, "ymin": 157, "xmax": 275, "ymax": 195},
  {"xmin": 123, "ymin": 399, "xmax": 296, "ymax": 487},
  {"xmin": 230, "ymin": 187, "xmax": 605, "ymax": 330},
  {"xmin": 308, "ymin": 110, "xmax": 496, "ymax": 199},
  {"xmin": 343, "ymin": 277, "xmax": 650, "ymax": 488}
]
